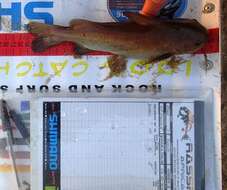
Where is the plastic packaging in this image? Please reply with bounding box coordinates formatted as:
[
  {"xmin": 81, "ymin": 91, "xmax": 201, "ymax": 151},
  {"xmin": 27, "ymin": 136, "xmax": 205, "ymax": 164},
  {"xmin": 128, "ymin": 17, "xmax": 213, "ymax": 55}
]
[
  {"xmin": 0, "ymin": 88, "xmax": 220, "ymax": 190},
  {"xmin": 0, "ymin": 0, "xmax": 221, "ymax": 190}
]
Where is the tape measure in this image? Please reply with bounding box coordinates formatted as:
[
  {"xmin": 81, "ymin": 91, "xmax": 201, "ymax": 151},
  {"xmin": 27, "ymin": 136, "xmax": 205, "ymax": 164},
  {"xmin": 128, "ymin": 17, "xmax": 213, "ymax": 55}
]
[{"xmin": 0, "ymin": 28, "xmax": 219, "ymax": 56}]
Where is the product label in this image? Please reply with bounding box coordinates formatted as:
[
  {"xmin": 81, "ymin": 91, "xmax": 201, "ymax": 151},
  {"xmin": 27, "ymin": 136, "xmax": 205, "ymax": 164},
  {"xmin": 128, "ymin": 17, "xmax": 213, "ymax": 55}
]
[
  {"xmin": 107, "ymin": 0, "xmax": 188, "ymax": 21},
  {"xmin": 43, "ymin": 102, "xmax": 61, "ymax": 190},
  {"xmin": 42, "ymin": 100, "xmax": 198, "ymax": 190}
]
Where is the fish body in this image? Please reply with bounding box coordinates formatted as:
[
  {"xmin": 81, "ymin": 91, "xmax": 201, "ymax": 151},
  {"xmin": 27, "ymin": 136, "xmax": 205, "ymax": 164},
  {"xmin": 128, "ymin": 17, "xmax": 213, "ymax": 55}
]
[{"xmin": 29, "ymin": 13, "xmax": 208, "ymax": 61}]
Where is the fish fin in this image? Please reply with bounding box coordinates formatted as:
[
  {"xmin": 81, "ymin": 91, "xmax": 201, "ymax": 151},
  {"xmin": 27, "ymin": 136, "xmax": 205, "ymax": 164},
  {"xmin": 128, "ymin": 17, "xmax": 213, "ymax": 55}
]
[
  {"xmin": 31, "ymin": 36, "xmax": 61, "ymax": 52},
  {"xmin": 28, "ymin": 22, "xmax": 51, "ymax": 35},
  {"xmin": 31, "ymin": 37, "xmax": 48, "ymax": 52},
  {"xmin": 70, "ymin": 19, "xmax": 84, "ymax": 26},
  {"xmin": 74, "ymin": 45, "xmax": 93, "ymax": 57},
  {"xmin": 69, "ymin": 19, "xmax": 93, "ymax": 28},
  {"xmin": 123, "ymin": 12, "xmax": 160, "ymax": 26},
  {"xmin": 107, "ymin": 55, "xmax": 127, "ymax": 78},
  {"xmin": 28, "ymin": 22, "xmax": 66, "ymax": 52},
  {"xmin": 28, "ymin": 22, "xmax": 67, "ymax": 36},
  {"xmin": 149, "ymin": 53, "xmax": 173, "ymax": 63}
]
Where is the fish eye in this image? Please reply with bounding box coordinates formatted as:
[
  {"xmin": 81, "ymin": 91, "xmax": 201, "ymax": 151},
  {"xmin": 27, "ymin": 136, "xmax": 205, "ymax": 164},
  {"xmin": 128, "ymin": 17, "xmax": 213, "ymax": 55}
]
[{"xmin": 195, "ymin": 42, "xmax": 202, "ymax": 46}]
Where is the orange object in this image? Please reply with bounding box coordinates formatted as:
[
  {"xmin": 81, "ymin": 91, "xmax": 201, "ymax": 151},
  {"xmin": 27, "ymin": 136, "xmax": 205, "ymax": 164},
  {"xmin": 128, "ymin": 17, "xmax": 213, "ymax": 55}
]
[
  {"xmin": 0, "ymin": 164, "xmax": 30, "ymax": 173},
  {"xmin": 140, "ymin": 0, "xmax": 168, "ymax": 16}
]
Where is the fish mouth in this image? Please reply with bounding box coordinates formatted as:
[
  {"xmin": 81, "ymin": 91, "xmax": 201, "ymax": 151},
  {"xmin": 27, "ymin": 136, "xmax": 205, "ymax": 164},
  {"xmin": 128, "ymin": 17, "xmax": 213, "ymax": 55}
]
[
  {"xmin": 189, "ymin": 22, "xmax": 209, "ymax": 49},
  {"xmin": 195, "ymin": 29, "xmax": 209, "ymax": 49}
]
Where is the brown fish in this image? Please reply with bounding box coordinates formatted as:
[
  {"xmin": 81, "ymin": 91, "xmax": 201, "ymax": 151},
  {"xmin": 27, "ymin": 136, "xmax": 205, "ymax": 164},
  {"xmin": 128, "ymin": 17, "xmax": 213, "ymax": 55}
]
[{"xmin": 28, "ymin": 12, "xmax": 208, "ymax": 65}]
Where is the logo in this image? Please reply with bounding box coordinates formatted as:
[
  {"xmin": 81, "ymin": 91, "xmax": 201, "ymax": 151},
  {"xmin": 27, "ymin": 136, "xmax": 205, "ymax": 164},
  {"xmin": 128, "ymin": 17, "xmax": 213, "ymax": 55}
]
[
  {"xmin": 108, "ymin": 0, "xmax": 188, "ymax": 22},
  {"xmin": 177, "ymin": 106, "xmax": 194, "ymax": 140},
  {"xmin": 43, "ymin": 102, "xmax": 60, "ymax": 190},
  {"xmin": 48, "ymin": 112, "xmax": 58, "ymax": 171},
  {"xmin": 159, "ymin": 0, "xmax": 188, "ymax": 18},
  {"xmin": 0, "ymin": 2, "xmax": 54, "ymax": 31},
  {"xmin": 186, "ymin": 143, "xmax": 193, "ymax": 190},
  {"xmin": 45, "ymin": 186, "xmax": 56, "ymax": 190}
]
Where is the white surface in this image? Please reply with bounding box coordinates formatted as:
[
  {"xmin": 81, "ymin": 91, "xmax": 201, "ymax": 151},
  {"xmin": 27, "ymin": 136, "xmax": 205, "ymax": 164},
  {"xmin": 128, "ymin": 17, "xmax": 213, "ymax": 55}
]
[{"xmin": 0, "ymin": 0, "xmax": 221, "ymax": 190}]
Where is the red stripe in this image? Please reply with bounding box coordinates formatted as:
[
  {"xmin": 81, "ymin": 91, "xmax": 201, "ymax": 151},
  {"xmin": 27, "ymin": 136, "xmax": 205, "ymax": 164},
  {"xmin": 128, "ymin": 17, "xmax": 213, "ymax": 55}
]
[
  {"xmin": 196, "ymin": 28, "xmax": 219, "ymax": 54},
  {"xmin": 0, "ymin": 28, "xmax": 219, "ymax": 56}
]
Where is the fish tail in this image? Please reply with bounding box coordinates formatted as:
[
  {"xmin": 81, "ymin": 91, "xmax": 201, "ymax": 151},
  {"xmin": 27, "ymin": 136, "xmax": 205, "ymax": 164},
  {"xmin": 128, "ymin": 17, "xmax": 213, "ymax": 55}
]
[
  {"xmin": 28, "ymin": 22, "xmax": 66, "ymax": 52},
  {"xmin": 28, "ymin": 22, "xmax": 54, "ymax": 35}
]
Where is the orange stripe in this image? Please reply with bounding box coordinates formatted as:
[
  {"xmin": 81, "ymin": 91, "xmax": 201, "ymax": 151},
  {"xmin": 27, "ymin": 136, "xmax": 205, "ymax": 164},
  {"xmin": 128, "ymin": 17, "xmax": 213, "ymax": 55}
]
[
  {"xmin": 0, "ymin": 165, "xmax": 30, "ymax": 173},
  {"xmin": 141, "ymin": 0, "xmax": 168, "ymax": 16}
]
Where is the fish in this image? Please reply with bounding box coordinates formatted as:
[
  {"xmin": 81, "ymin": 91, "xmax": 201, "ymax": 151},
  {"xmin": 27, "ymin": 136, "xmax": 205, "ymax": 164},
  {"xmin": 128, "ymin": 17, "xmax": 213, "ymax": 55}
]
[
  {"xmin": 181, "ymin": 110, "xmax": 194, "ymax": 140},
  {"xmin": 177, "ymin": 107, "xmax": 194, "ymax": 141},
  {"xmin": 28, "ymin": 12, "xmax": 208, "ymax": 72}
]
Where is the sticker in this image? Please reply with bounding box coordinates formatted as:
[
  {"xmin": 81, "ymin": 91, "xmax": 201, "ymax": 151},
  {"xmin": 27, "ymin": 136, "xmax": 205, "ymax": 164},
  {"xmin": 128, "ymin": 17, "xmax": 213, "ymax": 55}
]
[
  {"xmin": 34, "ymin": 99, "xmax": 205, "ymax": 190},
  {"xmin": 159, "ymin": 0, "xmax": 188, "ymax": 18},
  {"xmin": 43, "ymin": 102, "xmax": 61, "ymax": 190},
  {"xmin": 107, "ymin": 0, "xmax": 188, "ymax": 21}
]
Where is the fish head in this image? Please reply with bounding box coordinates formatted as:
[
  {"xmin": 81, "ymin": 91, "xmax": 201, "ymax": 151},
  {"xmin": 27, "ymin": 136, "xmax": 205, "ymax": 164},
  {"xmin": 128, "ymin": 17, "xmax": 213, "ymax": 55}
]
[
  {"xmin": 169, "ymin": 20, "xmax": 209, "ymax": 53},
  {"xmin": 190, "ymin": 26, "xmax": 209, "ymax": 50},
  {"xmin": 182, "ymin": 21, "xmax": 209, "ymax": 52}
]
